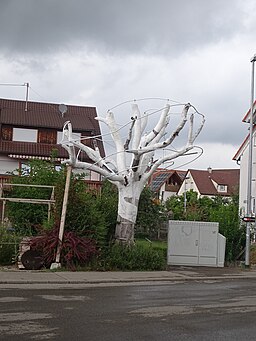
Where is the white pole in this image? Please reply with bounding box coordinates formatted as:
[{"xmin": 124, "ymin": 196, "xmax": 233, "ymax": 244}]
[
  {"xmin": 51, "ymin": 165, "xmax": 72, "ymax": 269},
  {"xmin": 184, "ymin": 180, "xmax": 187, "ymax": 213},
  {"xmin": 245, "ymin": 54, "xmax": 256, "ymax": 267}
]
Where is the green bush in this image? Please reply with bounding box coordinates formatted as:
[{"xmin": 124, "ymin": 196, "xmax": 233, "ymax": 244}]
[
  {"xmin": 6, "ymin": 159, "xmax": 65, "ymax": 236},
  {"xmin": 101, "ymin": 243, "xmax": 166, "ymax": 271},
  {"xmin": 0, "ymin": 226, "xmax": 20, "ymax": 265}
]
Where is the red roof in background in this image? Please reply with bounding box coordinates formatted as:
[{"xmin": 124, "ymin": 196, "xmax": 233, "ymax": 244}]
[
  {"xmin": 0, "ymin": 98, "xmax": 100, "ymax": 133},
  {"xmin": 189, "ymin": 169, "xmax": 240, "ymax": 196}
]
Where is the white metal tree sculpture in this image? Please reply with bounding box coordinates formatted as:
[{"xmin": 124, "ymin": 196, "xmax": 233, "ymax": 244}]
[{"xmin": 61, "ymin": 100, "xmax": 205, "ymax": 244}]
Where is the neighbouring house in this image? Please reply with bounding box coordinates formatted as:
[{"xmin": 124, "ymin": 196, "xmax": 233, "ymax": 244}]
[
  {"xmin": 233, "ymin": 101, "xmax": 256, "ymax": 216},
  {"xmin": 149, "ymin": 169, "xmax": 186, "ymax": 201},
  {"xmin": 177, "ymin": 168, "xmax": 240, "ymax": 199},
  {"xmin": 0, "ymin": 98, "xmax": 105, "ymax": 190}
]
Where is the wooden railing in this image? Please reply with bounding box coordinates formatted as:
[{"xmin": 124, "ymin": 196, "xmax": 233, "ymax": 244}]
[
  {"xmin": 84, "ymin": 180, "xmax": 103, "ymax": 193},
  {"xmin": 165, "ymin": 184, "xmax": 180, "ymax": 192},
  {"xmin": 0, "ymin": 175, "xmax": 13, "ymax": 184},
  {"xmin": 0, "ymin": 174, "xmax": 103, "ymax": 193}
]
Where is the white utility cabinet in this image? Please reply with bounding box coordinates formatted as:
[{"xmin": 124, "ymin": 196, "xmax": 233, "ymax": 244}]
[{"xmin": 168, "ymin": 220, "xmax": 226, "ymax": 267}]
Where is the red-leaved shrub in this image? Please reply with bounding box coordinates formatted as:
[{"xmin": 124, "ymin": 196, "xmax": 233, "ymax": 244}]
[{"xmin": 29, "ymin": 227, "xmax": 98, "ymax": 270}]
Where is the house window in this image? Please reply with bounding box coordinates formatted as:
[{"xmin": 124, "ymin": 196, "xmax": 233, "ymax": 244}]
[
  {"xmin": 13, "ymin": 128, "xmax": 37, "ymax": 142},
  {"xmin": 1, "ymin": 126, "xmax": 13, "ymax": 141},
  {"xmin": 218, "ymin": 185, "xmax": 227, "ymax": 192},
  {"xmin": 20, "ymin": 163, "xmax": 30, "ymax": 176},
  {"xmin": 38, "ymin": 129, "xmax": 57, "ymax": 144}
]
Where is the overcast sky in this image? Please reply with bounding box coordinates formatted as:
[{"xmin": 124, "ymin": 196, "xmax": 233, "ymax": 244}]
[{"xmin": 0, "ymin": 0, "xmax": 255, "ymax": 170}]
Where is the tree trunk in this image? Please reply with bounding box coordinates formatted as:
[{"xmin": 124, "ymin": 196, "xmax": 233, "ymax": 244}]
[{"xmin": 115, "ymin": 182, "xmax": 143, "ymax": 244}]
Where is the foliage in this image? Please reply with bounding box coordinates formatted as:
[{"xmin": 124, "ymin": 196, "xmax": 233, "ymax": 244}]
[
  {"xmin": 54, "ymin": 175, "xmax": 107, "ymax": 247},
  {"xmin": 135, "ymin": 187, "xmax": 167, "ymax": 239},
  {"xmin": 165, "ymin": 190, "xmax": 245, "ymax": 263},
  {"xmin": 96, "ymin": 181, "xmax": 118, "ymax": 242},
  {"xmin": 0, "ymin": 225, "xmax": 20, "ymax": 265},
  {"xmin": 101, "ymin": 243, "xmax": 166, "ymax": 271},
  {"xmin": 208, "ymin": 195, "xmax": 244, "ymax": 263},
  {"xmin": 6, "ymin": 160, "xmax": 111, "ymax": 247},
  {"xmin": 29, "ymin": 227, "xmax": 98, "ymax": 270},
  {"xmin": 6, "ymin": 158, "xmax": 65, "ymax": 235},
  {"xmin": 136, "ymin": 238, "xmax": 167, "ymax": 251}
]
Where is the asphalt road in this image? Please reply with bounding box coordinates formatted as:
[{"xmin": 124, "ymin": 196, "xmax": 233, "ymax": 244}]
[{"xmin": 1, "ymin": 279, "xmax": 256, "ymax": 340}]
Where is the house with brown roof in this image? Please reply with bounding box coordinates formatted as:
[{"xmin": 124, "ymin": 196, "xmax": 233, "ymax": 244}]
[
  {"xmin": 233, "ymin": 100, "xmax": 256, "ymax": 216},
  {"xmin": 0, "ymin": 98, "xmax": 105, "ymax": 186},
  {"xmin": 149, "ymin": 168, "xmax": 186, "ymax": 201},
  {"xmin": 177, "ymin": 168, "xmax": 240, "ymax": 199}
]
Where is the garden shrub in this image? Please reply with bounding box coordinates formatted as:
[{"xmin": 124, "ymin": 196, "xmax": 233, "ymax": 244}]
[
  {"xmin": 0, "ymin": 226, "xmax": 20, "ymax": 265},
  {"xmin": 29, "ymin": 227, "xmax": 98, "ymax": 270},
  {"xmin": 102, "ymin": 243, "xmax": 166, "ymax": 271},
  {"xmin": 6, "ymin": 159, "xmax": 65, "ymax": 236}
]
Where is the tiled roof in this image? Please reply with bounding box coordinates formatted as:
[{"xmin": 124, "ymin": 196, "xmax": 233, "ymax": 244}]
[
  {"xmin": 0, "ymin": 98, "xmax": 100, "ymax": 133},
  {"xmin": 189, "ymin": 169, "xmax": 239, "ymax": 196}
]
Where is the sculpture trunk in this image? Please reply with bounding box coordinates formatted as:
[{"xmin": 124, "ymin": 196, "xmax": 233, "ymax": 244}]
[{"xmin": 115, "ymin": 182, "xmax": 143, "ymax": 244}]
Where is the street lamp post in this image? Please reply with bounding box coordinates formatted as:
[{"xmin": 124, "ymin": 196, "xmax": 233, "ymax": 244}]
[
  {"xmin": 184, "ymin": 177, "xmax": 189, "ymax": 214},
  {"xmin": 245, "ymin": 54, "xmax": 256, "ymax": 267}
]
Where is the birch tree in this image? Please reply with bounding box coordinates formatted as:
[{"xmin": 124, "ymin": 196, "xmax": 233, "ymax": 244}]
[{"xmin": 61, "ymin": 101, "xmax": 205, "ymax": 244}]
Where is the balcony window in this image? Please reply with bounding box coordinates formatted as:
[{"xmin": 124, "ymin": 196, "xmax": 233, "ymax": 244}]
[
  {"xmin": 13, "ymin": 128, "xmax": 37, "ymax": 142},
  {"xmin": 38, "ymin": 129, "xmax": 57, "ymax": 144},
  {"xmin": 1, "ymin": 126, "xmax": 13, "ymax": 141}
]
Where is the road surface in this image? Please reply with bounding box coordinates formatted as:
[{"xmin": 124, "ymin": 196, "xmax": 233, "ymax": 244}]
[{"xmin": 0, "ymin": 279, "xmax": 256, "ymax": 340}]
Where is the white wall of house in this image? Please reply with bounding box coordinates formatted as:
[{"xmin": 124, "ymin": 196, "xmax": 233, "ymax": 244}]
[
  {"xmin": 90, "ymin": 171, "xmax": 101, "ymax": 181},
  {"xmin": 236, "ymin": 138, "xmax": 256, "ymax": 216},
  {"xmin": 178, "ymin": 173, "xmax": 200, "ymax": 197},
  {"xmin": 159, "ymin": 185, "xmax": 177, "ymax": 201},
  {"xmin": 0, "ymin": 156, "xmax": 19, "ymax": 174}
]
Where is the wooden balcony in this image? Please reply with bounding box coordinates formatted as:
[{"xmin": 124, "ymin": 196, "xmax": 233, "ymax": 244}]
[{"xmin": 165, "ymin": 184, "xmax": 180, "ymax": 192}]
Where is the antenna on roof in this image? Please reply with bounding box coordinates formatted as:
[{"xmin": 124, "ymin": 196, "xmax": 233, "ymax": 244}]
[
  {"xmin": 24, "ymin": 82, "xmax": 29, "ymax": 112},
  {"xmin": 0, "ymin": 82, "xmax": 30, "ymax": 111},
  {"xmin": 59, "ymin": 103, "xmax": 68, "ymax": 117}
]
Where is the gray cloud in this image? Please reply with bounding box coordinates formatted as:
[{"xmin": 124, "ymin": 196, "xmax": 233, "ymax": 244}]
[
  {"xmin": 0, "ymin": 0, "xmax": 247, "ymax": 56},
  {"xmin": 0, "ymin": 0, "xmax": 254, "ymax": 170}
]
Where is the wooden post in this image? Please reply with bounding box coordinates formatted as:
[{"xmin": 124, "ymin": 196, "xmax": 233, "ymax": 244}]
[{"xmin": 51, "ymin": 165, "xmax": 72, "ymax": 268}]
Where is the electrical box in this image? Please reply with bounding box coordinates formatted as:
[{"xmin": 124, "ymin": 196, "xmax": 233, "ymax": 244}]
[{"xmin": 168, "ymin": 220, "xmax": 226, "ymax": 267}]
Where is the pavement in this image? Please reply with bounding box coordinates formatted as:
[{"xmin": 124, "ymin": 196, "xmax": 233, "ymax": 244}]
[{"xmin": 0, "ymin": 265, "xmax": 256, "ymax": 285}]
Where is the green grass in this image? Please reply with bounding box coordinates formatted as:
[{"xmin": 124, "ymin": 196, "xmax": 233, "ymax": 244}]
[{"xmin": 135, "ymin": 238, "xmax": 167, "ymax": 251}]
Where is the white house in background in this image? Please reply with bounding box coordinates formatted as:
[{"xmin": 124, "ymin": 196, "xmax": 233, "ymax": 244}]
[
  {"xmin": 178, "ymin": 168, "xmax": 240, "ymax": 199},
  {"xmin": 233, "ymin": 101, "xmax": 256, "ymax": 216}
]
